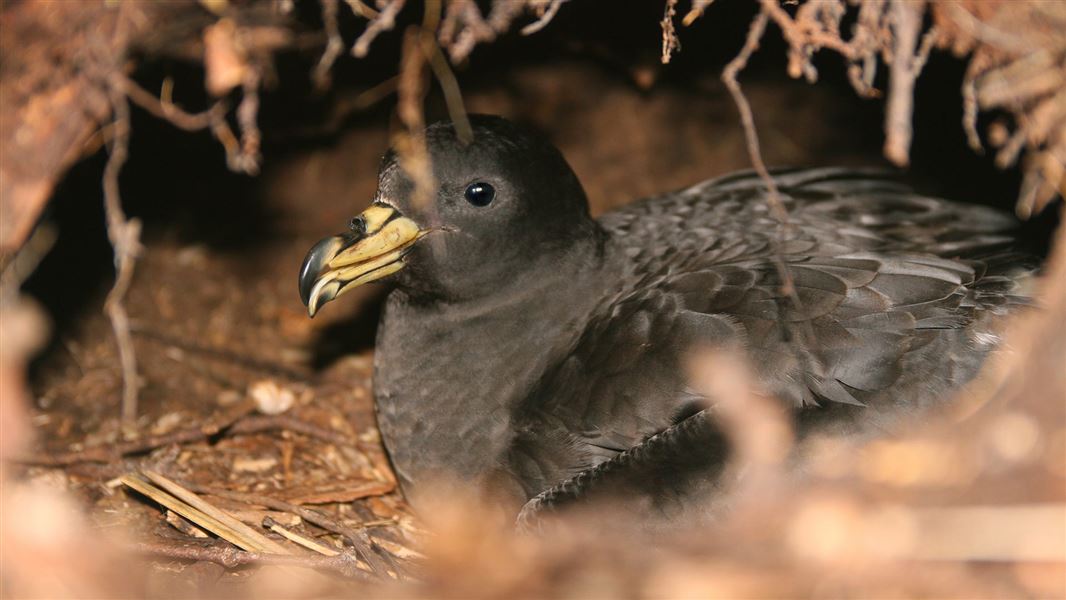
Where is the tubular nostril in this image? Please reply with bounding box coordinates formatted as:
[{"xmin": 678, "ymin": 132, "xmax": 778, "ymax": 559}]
[{"xmin": 349, "ymin": 215, "xmax": 367, "ymax": 235}]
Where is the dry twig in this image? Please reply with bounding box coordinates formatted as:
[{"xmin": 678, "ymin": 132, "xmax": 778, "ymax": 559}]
[
  {"xmin": 143, "ymin": 471, "xmax": 291, "ymax": 553},
  {"xmin": 122, "ymin": 472, "xmax": 290, "ymax": 554},
  {"xmin": 521, "ymin": 0, "xmax": 565, "ymax": 36},
  {"xmin": 680, "ymin": 0, "xmax": 1063, "ymax": 213},
  {"xmin": 439, "ymin": 0, "xmax": 557, "ymax": 63},
  {"xmin": 720, "ymin": 9, "xmax": 784, "ymax": 222},
  {"xmin": 180, "ymin": 481, "xmax": 396, "ymax": 577},
  {"xmin": 660, "ymin": 0, "xmax": 681, "ymax": 65},
  {"xmin": 883, "ymin": 1, "xmax": 938, "ymax": 166},
  {"xmin": 234, "ymin": 70, "xmax": 262, "ymax": 175},
  {"xmin": 102, "ymin": 79, "xmax": 142, "ymax": 427},
  {"xmin": 935, "ymin": 1, "xmax": 1066, "ymax": 216},
  {"xmin": 720, "ymin": 6, "xmax": 817, "ymax": 344},
  {"xmin": 120, "ymin": 76, "xmax": 228, "ymax": 131},
  {"xmin": 683, "ymin": 0, "xmax": 716, "ymax": 27},
  {"xmin": 262, "ymin": 516, "xmax": 341, "ymax": 556},
  {"xmin": 393, "ymin": 27, "xmax": 436, "ymax": 208},
  {"xmin": 353, "ymin": 0, "xmax": 407, "ymax": 58},
  {"xmin": 314, "ymin": 0, "xmax": 345, "ymax": 88}
]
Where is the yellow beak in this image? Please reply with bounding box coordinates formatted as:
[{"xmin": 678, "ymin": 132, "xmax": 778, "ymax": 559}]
[{"xmin": 298, "ymin": 203, "xmax": 425, "ymax": 317}]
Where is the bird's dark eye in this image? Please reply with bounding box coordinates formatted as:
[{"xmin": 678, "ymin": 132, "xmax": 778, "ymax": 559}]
[{"xmin": 464, "ymin": 182, "xmax": 495, "ymax": 207}]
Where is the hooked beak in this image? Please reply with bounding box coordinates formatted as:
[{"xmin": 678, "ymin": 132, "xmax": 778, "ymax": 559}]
[{"xmin": 299, "ymin": 203, "xmax": 426, "ymax": 317}]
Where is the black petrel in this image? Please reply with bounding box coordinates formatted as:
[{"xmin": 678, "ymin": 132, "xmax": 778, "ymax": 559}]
[{"xmin": 299, "ymin": 115, "xmax": 1032, "ymax": 525}]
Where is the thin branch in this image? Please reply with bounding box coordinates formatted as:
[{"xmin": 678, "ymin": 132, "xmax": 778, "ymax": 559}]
[
  {"xmin": 119, "ymin": 75, "xmax": 227, "ymax": 131},
  {"xmin": 102, "ymin": 77, "xmax": 142, "ymax": 426},
  {"xmin": 234, "ymin": 69, "xmax": 262, "ymax": 175},
  {"xmin": 722, "ymin": 7, "xmax": 814, "ymax": 342},
  {"xmin": 441, "ymin": 0, "xmax": 526, "ymax": 62},
  {"xmin": 395, "ymin": 27, "xmax": 435, "ymax": 209},
  {"xmin": 962, "ymin": 63, "xmax": 984, "ymax": 152},
  {"xmin": 521, "ymin": 0, "xmax": 564, "ymax": 35},
  {"xmin": 883, "ymin": 0, "xmax": 930, "ymax": 166},
  {"xmin": 661, "ymin": 0, "xmax": 681, "ymax": 64},
  {"xmin": 423, "ymin": 35, "xmax": 472, "ymax": 144},
  {"xmin": 119, "ymin": 73, "xmax": 262, "ymax": 180},
  {"xmin": 721, "ymin": 10, "xmax": 785, "ymax": 222},
  {"xmin": 313, "ymin": 0, "xmax": 344, "ymax": 88},
  {"xmin": 344, "ymin": 0, "xmax": 380, "ymax": 19},
  {"xmin": 682, "ymin": 0, "xmax": 716, "ymax": 27},
  {"xmin": 352, "ymin": 0, "xmax": 406, "ymax": 58},
  {"xmin": 944, "ymin": 1, "xmax": 1035, "ymax": 54}
]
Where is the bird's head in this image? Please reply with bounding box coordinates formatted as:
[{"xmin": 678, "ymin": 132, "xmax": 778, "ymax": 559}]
[{"xmin": 299, "ymin": 115, "xmax": 596, "ymax": 316}]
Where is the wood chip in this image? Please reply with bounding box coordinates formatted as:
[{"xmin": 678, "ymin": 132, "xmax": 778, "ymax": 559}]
[
  {"xmin": 233, "ymin": 456, "xmax": 278, "ymax": 473},
  {"xmin": 278, "ymin": 479, "xmax": 395, "ymax": 505}
]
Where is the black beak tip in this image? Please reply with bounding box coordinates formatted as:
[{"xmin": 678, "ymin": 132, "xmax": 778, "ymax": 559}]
[
  {"xmin": 298, "ymin": 253, "xmax": 316, "ymax": 307},
  {"xmin": 299, "ymin": 236, "xmax": 340, "ymax": 307}
]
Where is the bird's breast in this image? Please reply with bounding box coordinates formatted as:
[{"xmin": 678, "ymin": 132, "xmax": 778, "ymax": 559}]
[{"xmin": 372, "ymin": 291, "xmax": 579, "ymax": 496}]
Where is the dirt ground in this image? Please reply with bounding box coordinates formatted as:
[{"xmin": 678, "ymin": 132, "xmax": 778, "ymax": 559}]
[{"xmin": 14, "ymin": 46, "xmax": 1056, "ymax": 593}]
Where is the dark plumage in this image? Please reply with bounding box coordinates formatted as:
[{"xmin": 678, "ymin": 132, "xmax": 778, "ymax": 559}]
[{"xmin": 299, "ymin": 115, "xmax": 1033, "ymax": 525}]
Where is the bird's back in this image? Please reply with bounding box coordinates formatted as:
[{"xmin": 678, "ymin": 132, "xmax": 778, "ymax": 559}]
[{"xmin": 511, "ymin": 168, "xmax": 1033, "ymax": 504}]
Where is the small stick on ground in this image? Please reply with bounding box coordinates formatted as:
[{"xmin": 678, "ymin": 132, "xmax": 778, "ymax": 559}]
[
  {"xmin": 181, "ymin": 481, "xmax": 395, "ymax": 577},
  {"xmin": 262, "ymin": 516, "xmax": 341, "ymax": 556},
  {"xmin": 142, "ymin": 470, "xmax": 291, "ymax": 554},
  {"xmin": 121, "ymin": 473, "xmax": 283, "ymax": 553}
]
